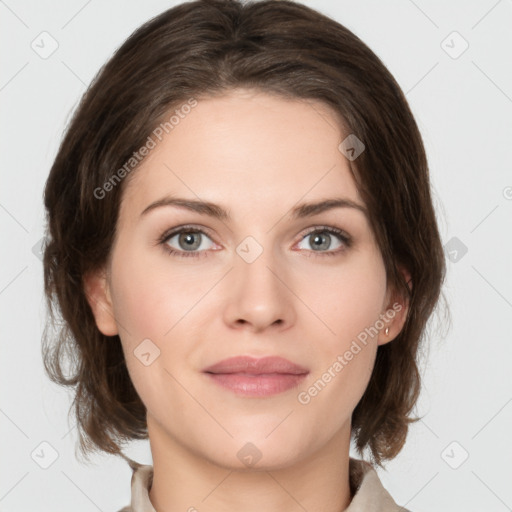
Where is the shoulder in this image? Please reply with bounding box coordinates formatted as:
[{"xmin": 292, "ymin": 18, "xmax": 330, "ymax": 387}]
[
  {"xmin": 115, "ymin": 458, "xmax": 155, "ymax": 512},
  {"xmin": 348, "ymin": 457, "xmax": 412, "ymax": 512}
]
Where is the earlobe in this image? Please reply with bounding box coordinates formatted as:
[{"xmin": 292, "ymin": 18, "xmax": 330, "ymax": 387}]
[
  {"xmin": 378, "ymin": 266, "xmax": 412, "ymax": 346},
  {"xmin": 83, "ymin": 268, "xmax": 119, "ymax": 336}
]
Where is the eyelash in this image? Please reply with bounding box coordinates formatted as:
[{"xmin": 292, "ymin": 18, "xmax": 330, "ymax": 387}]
[{"xmin": 157, "ymin": 224, "xmax": 352, "ymax": 259}]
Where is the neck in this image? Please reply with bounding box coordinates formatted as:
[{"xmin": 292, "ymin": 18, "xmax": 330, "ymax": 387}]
[{"xmin": 147, "ymin": 416, "xmax": 353, "ymax": 512}]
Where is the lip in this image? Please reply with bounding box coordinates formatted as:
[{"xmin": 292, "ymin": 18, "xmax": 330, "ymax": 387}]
[
  {"xmin": 203, "ymin": 355, "xmax": 309, "ymax": 375},
  {"xmin": 203, "ymin": 356, "xmax": 309, "ymax": 397}
]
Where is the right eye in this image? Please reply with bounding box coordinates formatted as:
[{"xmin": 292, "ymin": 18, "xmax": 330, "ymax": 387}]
[{"xmin": 159, "ymin": 225, "xmax": 218, "ymax": 259}]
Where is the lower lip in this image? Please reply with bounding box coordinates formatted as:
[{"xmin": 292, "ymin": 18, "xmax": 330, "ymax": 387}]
[{"xmin": 204, "ymin": 372, "xmax": 308, "ymax": 397}]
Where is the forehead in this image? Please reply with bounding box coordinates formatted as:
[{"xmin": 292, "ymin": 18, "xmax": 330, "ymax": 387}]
[{"xmin": 120, "ymin": 89, "xmax": 363, "ymax": 222}]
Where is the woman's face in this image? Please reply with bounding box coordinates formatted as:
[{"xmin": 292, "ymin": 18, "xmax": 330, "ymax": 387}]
[{"xmin": 87, "ymin": 88, "xmax": 405, "ymax": 470}]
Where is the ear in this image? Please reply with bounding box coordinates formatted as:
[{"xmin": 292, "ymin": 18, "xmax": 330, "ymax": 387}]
[
  {"xmin": 378, "ymin": 265, "xmax": 412, "ymax": 346},
  {"xmin": 83, "ymin": 267, "xmax": 119, "ymax": 336}
]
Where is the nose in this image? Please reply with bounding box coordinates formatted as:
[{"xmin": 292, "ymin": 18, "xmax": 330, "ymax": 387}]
[{"xmin": 222, "ymin": 244, "xmax": 296, "ymax": 333}]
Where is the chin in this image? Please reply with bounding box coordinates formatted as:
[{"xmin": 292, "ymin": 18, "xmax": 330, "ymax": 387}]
[
  {"xmin": 216, "ymin": 430, "xmax": 309, "ymax": 471},
  {"xmin": 211, "ymin": 445, "xmax": 305, "ymax": 472}
]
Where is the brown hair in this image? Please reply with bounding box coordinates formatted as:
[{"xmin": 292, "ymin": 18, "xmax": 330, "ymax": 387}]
[{"xmin": 42, "ymin": 0, "xmax": 447, "ymax": 468}]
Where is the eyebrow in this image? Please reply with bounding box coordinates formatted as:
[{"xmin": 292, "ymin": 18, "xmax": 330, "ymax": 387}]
[{"xmin": 140, "ymin": 196, "xmax": 368, "ymax": 220}]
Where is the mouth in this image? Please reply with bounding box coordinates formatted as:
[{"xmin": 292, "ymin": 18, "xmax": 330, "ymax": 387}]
[{"xmin": 202, "ymin": 355, "xmax": 309, "ymax": 397}]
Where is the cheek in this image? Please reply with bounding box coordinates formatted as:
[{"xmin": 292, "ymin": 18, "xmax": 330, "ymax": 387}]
[
  {"xmin": 302, "ymin": 250, "xmax": 387, "ymax": 344},
  {"xmin": 298, "ymin": 250, "xmax": 386, "ymax": 397},
  {"xmin": 107, "ymin": 242, "xmax": 211, "ymax": 406},
  {"xmin": 333, "ymin": 271, "xmax": 386, "ymax": 341},
  {"xmin": 108, "ymin": 243, "xmax": 199, "ymax": 342},
  {"xmin": 107, "ymin": 245, "xmax": 191, "ymax": 409},
  {"xmin": 298, "ymin": 267, "xmax": 384, "ymax": 428}
]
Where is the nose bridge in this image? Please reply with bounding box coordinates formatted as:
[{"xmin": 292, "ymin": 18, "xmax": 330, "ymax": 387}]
[{"xmin": 223, "ymin": 233, "xmax": 295, "ymax": 331}]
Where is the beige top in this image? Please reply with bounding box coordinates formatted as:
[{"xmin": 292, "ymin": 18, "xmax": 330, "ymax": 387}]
[{"xmin": 117, "ymin": 457, "xmax": 411, "ymax": 512}]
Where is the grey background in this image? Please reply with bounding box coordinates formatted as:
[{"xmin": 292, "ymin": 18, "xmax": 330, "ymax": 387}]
[{"xmin": 1, "ymin": 0, "xmax": 511, "ymax": 511}]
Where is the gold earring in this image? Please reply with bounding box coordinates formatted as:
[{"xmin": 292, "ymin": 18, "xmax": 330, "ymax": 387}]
[{"xmin": 385, "ymin": 327, "xmax": 389, "ymax": 335}]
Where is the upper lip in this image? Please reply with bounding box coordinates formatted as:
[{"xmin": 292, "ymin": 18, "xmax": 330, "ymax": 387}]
[{"xmin": 203, "ymin": 356, "xmax": 309, "ymax": 375}]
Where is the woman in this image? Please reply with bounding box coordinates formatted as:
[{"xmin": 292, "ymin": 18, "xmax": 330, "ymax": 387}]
[{"xmin": 42, "ymin": 0, "xmax": 446, "ymax": 510}]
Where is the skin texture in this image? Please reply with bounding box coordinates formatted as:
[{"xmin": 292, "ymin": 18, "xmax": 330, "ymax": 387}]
[{"xmin": 85, "ymin": 89, "xmax": 408, "ymax": 512}]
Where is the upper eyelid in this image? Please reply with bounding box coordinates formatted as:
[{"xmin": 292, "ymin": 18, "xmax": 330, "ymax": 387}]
[{"xmin": 159, "ymin": 224, "xmax": 216, "ymax": 243}]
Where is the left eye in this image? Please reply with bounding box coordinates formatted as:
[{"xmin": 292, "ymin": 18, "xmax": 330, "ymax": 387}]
[{"xmin": 296, "ymin": 228, "xmax": 349, "ymax": 254}]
